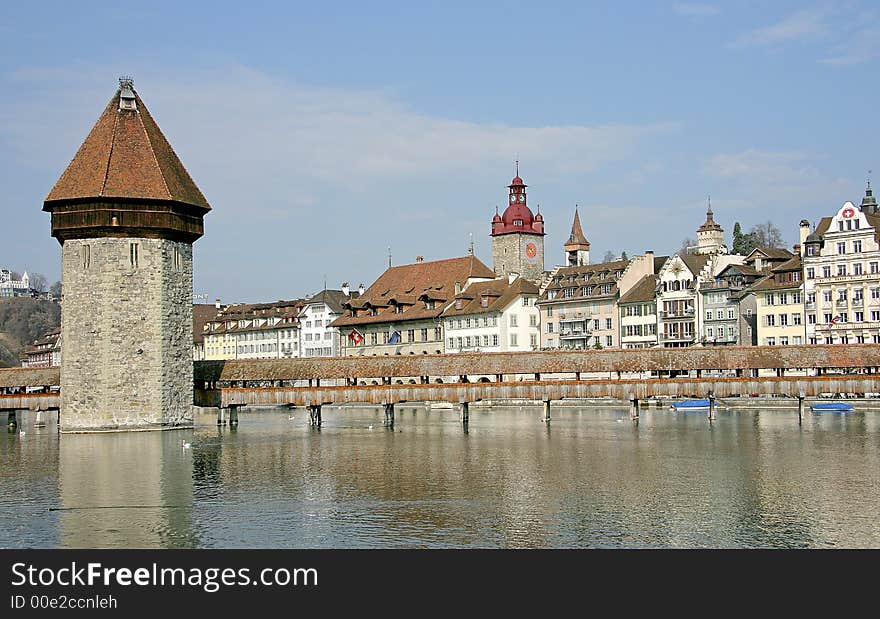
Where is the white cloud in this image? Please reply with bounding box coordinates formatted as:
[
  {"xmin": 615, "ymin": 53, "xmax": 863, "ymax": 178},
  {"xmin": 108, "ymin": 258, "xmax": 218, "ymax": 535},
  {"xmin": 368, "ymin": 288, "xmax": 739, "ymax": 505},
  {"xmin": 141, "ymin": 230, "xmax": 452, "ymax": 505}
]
[
  {"xmin": 735, "ymin": 8, "xmax": 830, "ymax": 47},
  {"xmin": 672, "ymin": 3, "xmax": 721, "ymax": 17},
  {"xmin": 821, "ymin": 25, "xmax": 879, "ymax": 65}
]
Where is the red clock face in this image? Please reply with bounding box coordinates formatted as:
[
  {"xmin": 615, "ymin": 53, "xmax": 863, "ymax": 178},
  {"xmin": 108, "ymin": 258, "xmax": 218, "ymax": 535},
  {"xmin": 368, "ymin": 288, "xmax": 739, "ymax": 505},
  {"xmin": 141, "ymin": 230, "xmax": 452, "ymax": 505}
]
[
  {"xmin": 842, "ymin": 207, "xmax": 855, "ymax": 219},
  {"xmin": 525, "ymin": 241, "xmax": 538, "ymax": 260}
]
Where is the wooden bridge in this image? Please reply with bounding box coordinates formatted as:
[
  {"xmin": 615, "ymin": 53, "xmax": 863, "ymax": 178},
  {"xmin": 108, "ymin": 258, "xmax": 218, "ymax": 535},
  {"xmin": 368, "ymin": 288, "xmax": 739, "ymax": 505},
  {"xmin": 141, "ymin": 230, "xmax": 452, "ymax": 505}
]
[
  {"xmin": 4, "ymin": 345, "xmax": 880, "ymax": 429},
  {"xmin": 192, "ymin": 345, "xmax": 880, "ymax": 425}
]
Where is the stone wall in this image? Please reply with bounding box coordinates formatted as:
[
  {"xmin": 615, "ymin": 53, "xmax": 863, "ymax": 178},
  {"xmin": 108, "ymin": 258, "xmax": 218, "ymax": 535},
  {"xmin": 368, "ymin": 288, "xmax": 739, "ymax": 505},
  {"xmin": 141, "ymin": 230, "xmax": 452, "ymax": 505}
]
[
  {"xmin": 492, "ymin": 233, "xmax": 544, "ymax": 283},
  {"xmin": 61, "ymin": 237, "xmax": 193, "ymax": 431}
]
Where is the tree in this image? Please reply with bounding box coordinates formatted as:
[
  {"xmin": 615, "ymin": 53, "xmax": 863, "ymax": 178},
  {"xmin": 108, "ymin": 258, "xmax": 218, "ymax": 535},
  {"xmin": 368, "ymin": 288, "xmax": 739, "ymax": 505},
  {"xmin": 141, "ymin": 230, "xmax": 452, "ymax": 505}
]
[
  {"xmin": 679, "ymin": 237, "xmax": 696, "ymax": 255},
  {"xmin": 602, "ymin": 250, "xmax": 616, "ymax": 263},
  {"xmin": 732, "ymin": 222, "xmax": 759, "ymax": 255},
  {"xmin": 49, "ymin": 281, "xmax": 62, "ymax": 299},
  {"xmin": 749, "ymin": 221, "xmax": 785, "ymax": 249},
  {"xmin": 29, "ymin": 272, "xmax": 48, "ymax": 293},
  {"xmin": 621, "ymin": 251, "xmax": 629, "ymax": 260}
]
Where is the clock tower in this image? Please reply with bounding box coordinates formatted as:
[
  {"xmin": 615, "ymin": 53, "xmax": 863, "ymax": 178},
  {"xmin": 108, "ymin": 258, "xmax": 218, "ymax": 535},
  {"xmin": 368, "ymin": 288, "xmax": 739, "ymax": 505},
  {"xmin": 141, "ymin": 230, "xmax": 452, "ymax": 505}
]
[{"xmin": 490, "ymin": 163, "xmax": 545, "ymax": 283}]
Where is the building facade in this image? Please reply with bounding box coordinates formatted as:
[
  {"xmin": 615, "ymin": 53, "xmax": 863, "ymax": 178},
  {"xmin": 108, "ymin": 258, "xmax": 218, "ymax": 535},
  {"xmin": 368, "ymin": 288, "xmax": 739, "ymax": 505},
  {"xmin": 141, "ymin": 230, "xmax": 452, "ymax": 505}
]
[
  {"xmin": 803, "ymin": 188, "xmax": 880, "ymax": 345},
  {"xmin": 299, "ymin": 288, "xmax": 358, "ymax": 358},
  {"xmin": 333, "ymin": 255, "xmax": 496, "ymax": 356},
  {"xmin": 20, "ymin": 328, "xmax": 61, "ymax": 367},
  {"xmin": 751, "ymin": 256, "xmax": 805, "ymax": 347},
  {"xmin": 618, "ymin": 275, "xmax": 659, "ymax": 348},
  {"xmin": 0, "ymin": 269, "xmax": 30, "ymax": 298},
  {"xmin": 44, "ymin": 78, "xmax": 210, "ymax": 431},
  {"xmin": 442, "ymin": 275, "xmax": 540, "ymax": 353}
]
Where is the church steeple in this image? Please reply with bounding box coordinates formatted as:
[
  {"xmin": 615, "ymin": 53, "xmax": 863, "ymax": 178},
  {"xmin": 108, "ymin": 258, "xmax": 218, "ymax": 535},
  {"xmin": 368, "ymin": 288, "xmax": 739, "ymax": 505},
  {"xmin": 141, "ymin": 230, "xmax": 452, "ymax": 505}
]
[
  {"xmin": 564, "ymin": 206, "xmax": 590, "ymax": 266},
  {"xmin": 696, "ymin": 196, "xmax": 724, "ymax": 255}
]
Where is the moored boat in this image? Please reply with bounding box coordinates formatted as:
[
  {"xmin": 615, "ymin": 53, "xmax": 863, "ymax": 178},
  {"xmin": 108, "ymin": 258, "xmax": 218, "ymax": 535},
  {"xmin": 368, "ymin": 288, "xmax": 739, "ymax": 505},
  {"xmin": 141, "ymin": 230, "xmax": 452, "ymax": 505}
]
[
  {"xmin": 810, "ymin": 402, "xmax": 854, "ymax": 412},
  {"xmin": 671, "ymin": 399, "xmax": 711, "ymax": 411}
]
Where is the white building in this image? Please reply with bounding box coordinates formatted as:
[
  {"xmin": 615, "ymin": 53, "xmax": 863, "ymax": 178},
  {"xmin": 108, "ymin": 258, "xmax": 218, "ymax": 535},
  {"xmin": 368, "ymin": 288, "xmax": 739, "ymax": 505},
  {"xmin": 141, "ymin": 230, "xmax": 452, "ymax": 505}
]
[
  {"xmin": 442, "ymin": 274, "xmax": 540, "ymax": 353},
  {"xmin": 803, "ymin": 185, "xmax": 880, "ymax": 345},
  {"xmin": 299, "ymin": 287, "xmax": 359, "ymax": 358},
  {"xmin": 0, "ymin": 269, "xmax": 30, "ymax": 298}
]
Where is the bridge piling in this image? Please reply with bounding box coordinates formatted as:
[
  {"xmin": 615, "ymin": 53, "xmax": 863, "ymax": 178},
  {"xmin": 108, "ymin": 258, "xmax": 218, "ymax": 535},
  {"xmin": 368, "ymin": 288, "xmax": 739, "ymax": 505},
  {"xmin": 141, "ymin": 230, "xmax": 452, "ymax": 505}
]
[
  {"xmin": 229, "ymin": 406, "xmax": 239, "ymax": 427},
  {"xmin": 798, "ymin": 392, "xmax": 805, "ymax": 424},
  {"xmin": 7, "ymin": 410, "xmax": 16, "ymax": 430},
  {"xmin": 629, "ymin": 394, "xmax": 639, "ymax": 420},
  {"xmin": 460, "ymin": 401, "xmax": 469, "ymax": 424},
  {"xmin": 34, "ymin": 409, "xmax": 45, "ymax": 428},
  {"xmin": 708, "ymin": 392, "xmax": 716, "ymax": 421},
  {"xmin": 308, "ymin": 405, "xmax": 322, "ymax": 426},
  {"xmin": 216, "ymin": 407, "xmax": 226, "ymax": 426},
  {"xmin": 383, "ymin": 403, "xmax": 395, "ymax": 427},
  {"xmin": 543, "ymin": 399, "xmax": 551, "ymax": 423}
]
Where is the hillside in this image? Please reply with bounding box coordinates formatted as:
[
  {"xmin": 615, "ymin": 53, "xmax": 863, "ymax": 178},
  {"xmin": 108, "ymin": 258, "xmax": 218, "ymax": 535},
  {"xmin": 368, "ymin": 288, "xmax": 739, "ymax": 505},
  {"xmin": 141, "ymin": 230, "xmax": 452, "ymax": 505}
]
[{"xmin": 0, "ymin": 297, "xmax": 61, "ymax": 367}]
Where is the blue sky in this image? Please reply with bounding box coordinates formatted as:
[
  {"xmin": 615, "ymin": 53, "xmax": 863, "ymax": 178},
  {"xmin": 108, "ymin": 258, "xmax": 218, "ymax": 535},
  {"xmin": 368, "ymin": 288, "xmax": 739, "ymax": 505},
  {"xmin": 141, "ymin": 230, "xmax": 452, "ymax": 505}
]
[{"xmin": 1, "ymin": 1, "xmax": 877, "ymax": 301}]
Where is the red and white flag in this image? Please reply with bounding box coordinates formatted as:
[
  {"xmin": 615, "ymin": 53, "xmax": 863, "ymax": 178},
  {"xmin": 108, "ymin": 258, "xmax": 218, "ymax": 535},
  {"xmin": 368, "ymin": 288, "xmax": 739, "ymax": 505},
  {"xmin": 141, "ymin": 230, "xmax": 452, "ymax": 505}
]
[{"xmin": 349, "ymin": 328, "xmax": 364, "ymax": 345}]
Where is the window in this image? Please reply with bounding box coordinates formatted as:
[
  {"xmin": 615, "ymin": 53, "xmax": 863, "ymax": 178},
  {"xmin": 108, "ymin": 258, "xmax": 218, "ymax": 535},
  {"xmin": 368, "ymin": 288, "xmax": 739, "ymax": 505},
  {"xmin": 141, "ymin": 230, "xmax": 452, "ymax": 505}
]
[
  {"xmin": 129, "ymin": 242, "xmax": 139, "ymax": 268},
  {"xmin": 765, "ymin": 315, "xmax": 776, "ymax": 327},
  {"xmin": 793, "ymin": 336, "xmax": 802, "ymax": 345},
  {"xmin": 793, "ymin": 313, "xmax": 802, "ymax": 325},
  {"xmin": 837, "ymin": 265, "xmax": 847, "ymax": 277},
  {"xmin": 808, "ymin": 314, "xmax": 816, "ymax": 324},
  {"xmin": 370, "ymin": 333, "xmax": 378, "ymax": 345},
  {"xmin": 529, "ymin": 314, "xmax": 537, "ymax": 327},
  {"xmin": 823, "ymin": 313, "xmax": 833, "ymax": 324},
  {"xmin": 780, "ymin": 336, "xmax": 789, "ymax": 346},
  {"xmin": 434, "ymin": 327, "xmax": 442, "ymax": 341},
  {"xmin": 728, "ymin": 309, "xmax": 735, "ymax": 320},
  {"xmin": 873, "ymin": 311, "xmax": 880, "ymax": 321},
  {"xmin": 605, "ymin": 318, "xmax": 612, "ymax": 330},
  {"xmin": 492, "ymin": 335, "xmax": 498, "ymax": 346},
  {"xmin": 457, "ymin": 337, "xmax": 463, "ymax": 349},
  {"xmin": 593, "ymin": 319, "xmax": 600, "ymax": 331},
  {"xmin": 81, "ymin": 244, "xmax": 91, "ymax": 269},
  {"xmin": 510, "ymin": 334, "xmax": 518, "ymax": 347},
  {"xmin": 546, "ymin": 306, "xmax": 552, "ymax": 317},
  {"xmin": 854, "ymin": 240, "xmax": 862, "ymax": 253},
  {"xmin": 547, "ymin": 322, "xmax": 554, "ymax": 333},
  {"xmin": 839, "ymin": 313, "xmax": 848, "ymax": 323},
  {"xmin": 872, "ymin": 288, "xmax": 880, "ymax": 299},
  {"xmin": 838, "ymin": 290, "xmax": 847, "ymax": 301},
  {"xmin": 407, "ymin": 329, "xmax": 415, "ymax": 342},
  {"xmin": 857, "ymin": 335, "xmax": 865, "ymax": 343},
  {"xmin": 823, "ymin": 291, "xmax": 833, "ymax": 303},
  {"xmin": 766, "ymin": 294, "xmax": 775, "ymax": 306},
  {"xmin": 871, "ymin": 262, "xmax": 879, "ymax": 274},
  {"xmin": 510, "ymin": 315, "xmax": 518, "ymax": 327},
  {"xmin": 854, "ymin": 263, "xmax": 864, "ymax": 275},
  {"xmin": 822, "ymin": 266, "xmax": 832, "ymax": 278},
  {"xmin": 706, "ymin": 310, "xmax": 713, "ymax": 321},
  {"xmin": 766, "ymin": 337, "xmax": 776, "ymax": 346},
  {"xmin": 465, "ymin": 336, "xmax": 471, "ymax": 348},
  {"xmin": 792, "ymin": 292, "xmax": 802, "ymax": 304},
  {"xmin": 806, "ymin": 267, "xmax": 815, "ymax": 279},
  {"xmin": 779, "ymin": 293, "xmax": 788, "ymax": 305},
  {"xmin": 854, "ymin": 288, "xmax": 864, "ymax": 301},
  {"xmin": 448, "ymin": 338, "xmax": 454, "ymax": 349},
  {"xmin": 855, "ymin": 311, "xmax": 864, "ymax": 322},
  {"xmin": 606, "ymin": 335, "xmax": 613, "ymax": 347},
  {"xmin": 707, "ymin": 327, "xmax": 714, "ymax": 338},
  {"xmin": 779, "ymin": 314, "xmax": 788, "ymax": 326},
  {"xmin": 465, "ymin": 318, "xmax": 472, "ymax": 329},
  {"xmin": 421, "ymin": 328, "xmax": 428, "ymax": 341},
  {"xmin": 716, "ymin": 310, "xmax": 724, "ymax": 320},
  {"xmin": 530, "ymin": 334, "xmax": 538, "ymax": 347}
]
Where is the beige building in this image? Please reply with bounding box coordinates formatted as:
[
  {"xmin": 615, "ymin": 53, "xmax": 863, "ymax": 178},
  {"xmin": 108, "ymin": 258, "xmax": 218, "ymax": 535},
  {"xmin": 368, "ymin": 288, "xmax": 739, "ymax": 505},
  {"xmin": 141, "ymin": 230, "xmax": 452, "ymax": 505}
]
[
  {"xmin": 618, "ymin": 275, "xmax": 659, "ymax": 348},
  {"xmin": 750, "ymin": 255, "xmax": 805, "ymax": 347},
  {"xmin": 203, "ymin": 300, "xmax": 303, "ymax": 360}
]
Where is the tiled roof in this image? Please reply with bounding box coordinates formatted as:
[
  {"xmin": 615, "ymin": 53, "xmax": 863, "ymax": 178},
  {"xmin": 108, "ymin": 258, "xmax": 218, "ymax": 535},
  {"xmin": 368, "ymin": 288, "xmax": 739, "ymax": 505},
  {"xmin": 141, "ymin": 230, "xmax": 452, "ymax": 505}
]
[
  {"xmin": 679, "ymin": 253, "xmax": 711, "ymax": 278},
  {"xmin": 332, "ymin": 255, "xmax": 495, "ymax": 327},
  {"xmin": 747, "ymin": 255, "xmax": 803, "ymax": 293},
  {"xmin": 441, "ymin": 277, "xmax": 539, "ymax": 318},
  {"xmin": 193, "ymin": 304, "xmax": 220, "ymax": 344},
  {"xmin": 45, "ymin": 85, "xmax": 210, "ymax": 210},
  {"xmin": 753, "ymin": 247, "xmax": 794, "ymax": 260},
  {"xmin": 565, "ymin": 207, "xmax": 590, "ymax": 247},
  {"xmin": 618, "ymin": 275, "xmax": 658, "ymax": 304},
  {"xmin": 539, "ymin": 259, "xmax": 629, "ymax": 303},
  {"xmin": 303, "ymin": 289, "xmax": 359, "ymax": 314}
]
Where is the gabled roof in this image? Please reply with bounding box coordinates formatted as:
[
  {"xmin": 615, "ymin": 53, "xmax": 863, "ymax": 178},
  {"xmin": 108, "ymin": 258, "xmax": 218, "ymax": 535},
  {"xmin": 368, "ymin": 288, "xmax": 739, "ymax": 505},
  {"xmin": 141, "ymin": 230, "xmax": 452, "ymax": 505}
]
[
  {"xmin": 618, "ymin": 275, "xmax": 658, "ymax": 304},
  {"xmin": 193, "ymin": 304, "xmax": 220, "ymax": 344},
  {"xmin": 565, "ymin": 207, "xmax": 590, "ymax": 247},
  {"xmin": 678, "ymin": 253, "xmax": 711, "ymax": 278},
  {"xmin": 303, "ymin": 289, "xmax": 359, "ymax": 314},
  {"xmin": 539, "ymin": 259, "xmax": 629, "ymax": 302},
  {"xmin": 442, "ymin": 277, "xmax": 539, "ymax": 318},
  {"xmin": 332, "ymin": 255, "xmax": 495, "ymax": 327},
  {"xmin": 44, "ymin": 83, "xmax": 210, "ymax": 210},
  {"xmin": 746, "ymin": 255, "xmax": 803, "ymax": 293}
]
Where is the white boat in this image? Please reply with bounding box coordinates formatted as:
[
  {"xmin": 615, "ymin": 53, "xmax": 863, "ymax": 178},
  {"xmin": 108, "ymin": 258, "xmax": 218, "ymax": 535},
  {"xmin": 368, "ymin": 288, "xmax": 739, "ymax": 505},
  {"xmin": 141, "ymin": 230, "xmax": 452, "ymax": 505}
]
[{"xmin": 426, "ymin": 401, "xmax": 454, "ymax": 410}]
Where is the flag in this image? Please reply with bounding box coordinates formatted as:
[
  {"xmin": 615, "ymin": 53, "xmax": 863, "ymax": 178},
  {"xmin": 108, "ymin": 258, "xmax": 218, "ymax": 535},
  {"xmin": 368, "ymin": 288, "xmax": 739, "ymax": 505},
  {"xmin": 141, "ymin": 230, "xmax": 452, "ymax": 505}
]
[
  {"xmin": 828, "ymin": 314, "xmax": 840, "ymax": 327},
  {"xmin": 348, "ymin": 328, "xmax": 364, "ymax": 345},
  {"xmin": 388, "ymin": 329, "xmax": 401, "ymax": 345}
]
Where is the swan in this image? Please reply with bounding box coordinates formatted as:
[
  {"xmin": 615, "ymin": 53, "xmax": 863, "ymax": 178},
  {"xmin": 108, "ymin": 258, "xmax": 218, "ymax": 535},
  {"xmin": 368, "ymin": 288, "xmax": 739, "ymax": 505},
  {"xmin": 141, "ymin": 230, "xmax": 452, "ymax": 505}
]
[
  {"xmin": 182, "ymin": 440, "xmax": 192, "ymax": 449},
  {"xmin": 368, "ymin": 425, "xmax": 373, "ymax": 430},
  {"xmin": 288, "ymin": 415, "xmax": 295, "ymax": 420},
  {"xmin": 19, "ymin": 429, "xmax": 25, "ymax": 437}
]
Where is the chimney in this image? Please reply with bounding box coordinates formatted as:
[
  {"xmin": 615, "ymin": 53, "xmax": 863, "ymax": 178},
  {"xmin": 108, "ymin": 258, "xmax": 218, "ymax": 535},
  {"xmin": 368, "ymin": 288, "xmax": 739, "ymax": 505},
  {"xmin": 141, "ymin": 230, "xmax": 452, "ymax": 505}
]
[
  {"xmin": 341, "ymin": 282, "xmax": 350, "ymax": 296},
  {"xmin": 215, "ymin": 298, "xmax": 221, "ymax": 310},
  {"xmin": 416, "ymin": 256, "xmax": 424, "ymax": 263},
  {"xmin": 798, "ymin": 220, "xmax": 810, "ymax": 256},
  {"xmin": 793, "ymin": 244, "xmax": 801, "ymax": 256},
  {"xmin": 358, "ymin": 283, "xmax": 365, "ymax": 295}
]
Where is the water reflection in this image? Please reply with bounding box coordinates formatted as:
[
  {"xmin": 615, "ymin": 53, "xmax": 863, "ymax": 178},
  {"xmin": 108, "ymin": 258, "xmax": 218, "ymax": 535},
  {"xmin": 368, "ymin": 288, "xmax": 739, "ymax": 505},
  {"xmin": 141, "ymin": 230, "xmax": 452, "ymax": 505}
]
[{"xmin": 1, "ymin": 404, "xmax": 879, "ymax": 548}]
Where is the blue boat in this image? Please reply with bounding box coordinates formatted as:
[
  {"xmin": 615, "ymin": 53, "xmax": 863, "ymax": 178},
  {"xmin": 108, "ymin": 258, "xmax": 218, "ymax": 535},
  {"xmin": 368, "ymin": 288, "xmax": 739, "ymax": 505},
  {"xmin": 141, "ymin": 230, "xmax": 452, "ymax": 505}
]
[
  {"xmin": 810, "ymin": 402, "xmax": 854, "ymax": 412},
  {"xmin": 671, "ymin": 399, "xmax": 711, "ymax": 411}
]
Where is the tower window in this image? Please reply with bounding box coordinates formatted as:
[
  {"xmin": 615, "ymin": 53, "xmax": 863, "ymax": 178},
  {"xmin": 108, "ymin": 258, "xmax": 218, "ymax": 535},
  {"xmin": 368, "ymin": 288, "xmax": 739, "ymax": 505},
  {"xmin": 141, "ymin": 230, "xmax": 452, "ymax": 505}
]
[
  {"xmin": 81, "ymin": 244, "xmax": 91, "ymax": 269},
  {"xmin": 130, "ymin": 242, "xmax": 139, "ymax": 268}
]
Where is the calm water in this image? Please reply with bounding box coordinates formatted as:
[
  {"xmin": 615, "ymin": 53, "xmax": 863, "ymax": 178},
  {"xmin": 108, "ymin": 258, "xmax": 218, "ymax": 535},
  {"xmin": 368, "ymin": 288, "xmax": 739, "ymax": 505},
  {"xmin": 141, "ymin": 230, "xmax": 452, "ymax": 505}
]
[{"xmin": 1, "ymin": 404, "xmax": 879, "ymax": 548}]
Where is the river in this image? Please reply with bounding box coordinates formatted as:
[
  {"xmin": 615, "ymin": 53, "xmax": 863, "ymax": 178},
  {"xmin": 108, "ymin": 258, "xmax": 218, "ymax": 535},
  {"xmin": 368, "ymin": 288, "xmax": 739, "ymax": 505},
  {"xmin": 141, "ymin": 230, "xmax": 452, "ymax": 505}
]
[{"xmin": 2, "ymin": 404, "xmax": 878, "ymax": 548}]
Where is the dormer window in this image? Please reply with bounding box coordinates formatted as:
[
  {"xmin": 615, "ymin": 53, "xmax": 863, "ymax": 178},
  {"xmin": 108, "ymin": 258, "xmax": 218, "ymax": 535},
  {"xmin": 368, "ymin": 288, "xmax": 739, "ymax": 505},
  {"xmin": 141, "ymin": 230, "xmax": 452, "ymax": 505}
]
[
  {"xmin": 455, "ymin": 299, "xmax": 463, "ymax": 310},
  {"xmin": 514, "ymin": 219, "xmax": 523, "ymax": 226},
  {"xmin": 481, "ymin": 296, "xmax": 489, "ymax": 308},
  {"xmin": 395, "ymin": 305, "xmax": 403, "ymax": 314}
]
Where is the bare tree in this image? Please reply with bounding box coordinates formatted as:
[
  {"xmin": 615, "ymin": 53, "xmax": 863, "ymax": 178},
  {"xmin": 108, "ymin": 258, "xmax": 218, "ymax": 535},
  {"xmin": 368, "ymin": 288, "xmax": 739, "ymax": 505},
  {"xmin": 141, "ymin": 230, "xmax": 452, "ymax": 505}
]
[
  {"xmin": 679, "ymin": 237, "xmax": 696, "ymax": 254},
  {"xmin": 749, "ymin": 221, "xmax": 784, "ymax": 249},
  {"xmin": 29, "ymin": 273, "xmax": 48, "ymax": 293},
  {"xmin": 602, "ymin": 250, "xmax": 616, "ymax": 263},
  {"xmin": 50, "ymin": 281, "xmax": 62, "ymax": 299}
]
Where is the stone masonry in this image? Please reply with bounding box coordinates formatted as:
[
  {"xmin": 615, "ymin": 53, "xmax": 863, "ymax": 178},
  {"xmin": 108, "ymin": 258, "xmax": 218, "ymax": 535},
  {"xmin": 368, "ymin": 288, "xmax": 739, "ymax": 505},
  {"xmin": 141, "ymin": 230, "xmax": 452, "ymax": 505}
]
[
  {"xmin": 492, "ymin": 232, "xmax": 545, "ymax": 283},
  {"xmin": 61, "ymin": 238, "xmax": 193, "ymax": 430}
]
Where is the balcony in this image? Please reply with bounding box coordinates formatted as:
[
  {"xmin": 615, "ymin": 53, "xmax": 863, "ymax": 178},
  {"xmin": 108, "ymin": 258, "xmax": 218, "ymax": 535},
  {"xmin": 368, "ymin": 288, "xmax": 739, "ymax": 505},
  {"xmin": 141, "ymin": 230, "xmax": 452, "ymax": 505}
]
[
  {"xmin": 659, "ymin": 333, "xmax": 695, "ymax": 342},
  {"xmin": 853, "ymin": 298, "xmax": 864, "ymax": 307},
  {"xmin": 559, "ymin": 330, "xmax": 591, "ymax": 340},
  {"xmin": 836, "ymin": 299, "xmax": 849, "ymax": 308},
  {"xmin": 659, "ymin": 309, "xmax": 694, "ymax": 319},
  {"xmin": 805, "ymin": 301, "xmax": 816, "ymax": 310},
  {"xmin": 559, "ymin": 313, "xmax": 591, "ymax": 324}
]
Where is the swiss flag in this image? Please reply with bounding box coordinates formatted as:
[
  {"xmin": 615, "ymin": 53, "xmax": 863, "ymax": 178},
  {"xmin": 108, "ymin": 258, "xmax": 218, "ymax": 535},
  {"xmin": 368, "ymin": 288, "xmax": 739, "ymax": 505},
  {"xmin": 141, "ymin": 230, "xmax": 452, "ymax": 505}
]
[{"xmin": 349, "ymin": 328, "xmax": 364, "ymax": 345}]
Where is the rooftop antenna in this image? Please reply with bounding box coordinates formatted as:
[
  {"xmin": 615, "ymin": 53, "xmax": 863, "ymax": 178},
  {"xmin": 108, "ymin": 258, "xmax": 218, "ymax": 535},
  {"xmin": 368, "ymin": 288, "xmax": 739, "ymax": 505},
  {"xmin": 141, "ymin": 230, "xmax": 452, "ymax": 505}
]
[
  {"xmin": 468, "ymin": 233, "xmax": 474, "ymax": 256},
  {"xmin": 388, "ymin": 246, "xmax": 392, "ymax": 269}
]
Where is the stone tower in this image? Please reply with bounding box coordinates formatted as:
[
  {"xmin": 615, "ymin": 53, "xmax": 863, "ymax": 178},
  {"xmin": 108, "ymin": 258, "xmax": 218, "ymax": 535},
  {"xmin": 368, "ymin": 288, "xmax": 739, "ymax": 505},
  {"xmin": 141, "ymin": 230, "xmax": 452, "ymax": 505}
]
[
  {"xmin": 43, "ymin": 78, "xmax": 211, "ymax": 432},
  {"xmin": 696, "ymin": 199, "xmax": 724, "ymax": 255},
  {"xmin": 564, "ymin": 206, "xmax": 590, "ymax": 266},
  {"xmin": 490, "ymin": 164, "xmax": 545, "ymax": 282}
]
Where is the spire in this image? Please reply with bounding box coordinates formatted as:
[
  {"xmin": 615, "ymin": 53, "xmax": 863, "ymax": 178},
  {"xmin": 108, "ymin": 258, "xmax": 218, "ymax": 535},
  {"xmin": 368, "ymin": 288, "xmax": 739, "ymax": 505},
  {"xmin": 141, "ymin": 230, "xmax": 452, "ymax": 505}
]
[
  {"xmin": 861, "ymin": 172, "xmax": 877, "ymax": 213},
  {"xmin": 698, "ymin": 196, "xmax": 723, "ymax": 232},
  {"xmin": 567, "ymin": 205, "xmax": 589, "ymax": 246}
]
